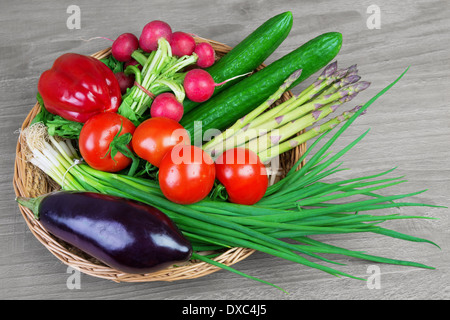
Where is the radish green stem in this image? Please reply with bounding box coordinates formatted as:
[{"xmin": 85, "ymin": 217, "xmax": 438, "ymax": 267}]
[{"xmin": 214, "ymin": 71, "xmax": 254, "ymax": 86}]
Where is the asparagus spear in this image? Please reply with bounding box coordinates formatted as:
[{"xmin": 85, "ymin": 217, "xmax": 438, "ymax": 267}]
[
  {"xmin": 244, "ymin": 63, "xmax": 356, "ymax": 131},
  {"xmin": 207, "ymin": 80, "xmax": 370, "ymax": 157},
  {"xmin": 258, "ymin": 105, "xmax": 364, "ymax": 163},
  {"xmin": 202, "ymin": 69, "xmax": 303, "ymax": 152},
  {"xmin": 287, "ymin": 61, "xmax": 339, "ymax": 104},
  {"xmin": 203, "ymin": 61, "xmax": 348, "ymax": 153},
  {"xmin": 204, "ymin": 62, "xmax": 368, "ymax": 160},
  {"xmin": 255, "ymin": 80, "xmax": 370, "ymax": 131},
  {"xmin": 306, "ymin": 64, "xmax": 358, "ymax": 101},
  {"xmin": 246, "ymin": 93, "xmax": 360, "ymax": 155},
  {"xmin": 312, "ymin": 73, "xmax": 361, "ymax": 104}
]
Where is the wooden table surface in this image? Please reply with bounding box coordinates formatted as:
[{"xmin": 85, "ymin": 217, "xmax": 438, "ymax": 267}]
[{"xmin": 1, "ymin": 0, "xmax": 449, "ymax": 300}]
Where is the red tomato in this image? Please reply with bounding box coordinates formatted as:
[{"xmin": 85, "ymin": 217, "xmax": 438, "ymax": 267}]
[
  {"xmin": 215, "ymin": 148, "xmax": 268, "ymax": 205},
  {"xmin": 79, "ymin": 112, "xmax": 136, "ymax": 172},
  {"xmin": 158, "ymin": 145, "xmax": 216, "ymax": 204},
  {"xmin": 131, "ymin": 117, "xmax": 190, "ymax": 167}
]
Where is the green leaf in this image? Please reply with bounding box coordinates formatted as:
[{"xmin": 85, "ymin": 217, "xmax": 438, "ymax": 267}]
[
  {"xmin": 32, "ymin": 93, "xmax": 83, "ymax": 139},
  {"xmin": 117, "ymin": 96, "xmax": 141, "ymax": 125},
  {"xmin": 101, "ymin": 55, "xmax": 123, "ymax": 73}
]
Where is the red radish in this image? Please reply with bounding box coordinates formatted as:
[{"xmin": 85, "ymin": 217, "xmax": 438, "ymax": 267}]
[
  {"xmin": 150, "ymin": 92, "xmax": 184, "ymax": 122},
  {"xmin": 111, "ymin": 33, "xmax": 139, "ymax": 62},
  {"xmin": 184, "ymin": 69, "xmax": 251, "ymax": 103},
  {"xmin": 114, "ymin": 72, "xmax": 135, "ymax": 95},
  {"xmin": 194, "ymin": 42, "xmax": 215, "ymax": 68},
  {"xmin": 169, "ymin": 31, "xmax": 196, "ymax": 57},
  {"xmin": 139, "ymin": 20, "xmax": 172, "ymax": 52},
  {"xmin": 183, "ymin": 69, "xmax": 215, "ymax": 102}
]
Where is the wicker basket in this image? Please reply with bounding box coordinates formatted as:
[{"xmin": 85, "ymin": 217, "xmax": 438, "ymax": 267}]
[{"xmin": 13, "ymin": 38, "xmax": 306, "ymax": 283}]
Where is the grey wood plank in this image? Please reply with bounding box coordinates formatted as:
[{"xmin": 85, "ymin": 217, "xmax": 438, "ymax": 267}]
[{"xmin": 1, "ymin": 0, "xmax": 448, "ymax": 300}]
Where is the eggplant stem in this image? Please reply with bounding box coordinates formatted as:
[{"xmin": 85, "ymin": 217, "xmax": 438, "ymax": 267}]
[{"xmin": 16, "ymin": 195, "xmax": 44, "ymax": 219}]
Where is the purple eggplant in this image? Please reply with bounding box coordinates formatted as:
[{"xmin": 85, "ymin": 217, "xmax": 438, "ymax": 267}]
[{"xmin": 16, "ymin": 191, "xmax": 192, "ymax": 274}]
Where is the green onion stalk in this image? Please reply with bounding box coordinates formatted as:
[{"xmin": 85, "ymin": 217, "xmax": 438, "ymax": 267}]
[
  {"xmin": 202, "ymin": 62, "xmax": 370, "ymax": 160},
  {"xmin": 118, "ymin": 38, "xmax": 198, "ymax": 124},
  {"xmin": 20, "ymin": 67, "xmax": 442, "ymax": 292}
]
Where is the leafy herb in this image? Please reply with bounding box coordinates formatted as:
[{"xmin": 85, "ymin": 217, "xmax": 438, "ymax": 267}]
[
  {"xmin": 32, "ymin": 93, "xmax": 83, "ymax": 139},
  {"xmin": 100, "ymin": 55, "xmax": 124, "ymax": 73}
]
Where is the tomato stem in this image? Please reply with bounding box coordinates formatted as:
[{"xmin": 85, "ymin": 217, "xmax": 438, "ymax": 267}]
[{"xmin": 101, "ymin": 122, "xmax": 139, "ymax": 176}]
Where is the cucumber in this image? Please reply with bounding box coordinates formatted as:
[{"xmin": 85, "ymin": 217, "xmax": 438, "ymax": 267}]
[
  {"xmin": 180, "ymin": 32, "xmax": 343, "ymax": 144},
  {"xmin": 183, "ymin": 11, "xmax": 293, "ymax": 114}
]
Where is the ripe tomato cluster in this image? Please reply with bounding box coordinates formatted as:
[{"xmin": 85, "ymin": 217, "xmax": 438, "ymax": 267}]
[{"xmin": 79, "ymin": 113, "xmax": 268, "ymax": 205}]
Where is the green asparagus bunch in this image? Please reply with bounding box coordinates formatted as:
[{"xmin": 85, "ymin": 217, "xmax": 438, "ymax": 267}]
[{"xmin": 202, "ymin": 61, "xmax": 371, "ymax": 162}]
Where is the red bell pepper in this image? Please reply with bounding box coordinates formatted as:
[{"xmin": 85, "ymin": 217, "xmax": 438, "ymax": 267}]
[{"xmin": 37, "ymin": 53, "xmax": 122, "ymax": 123}]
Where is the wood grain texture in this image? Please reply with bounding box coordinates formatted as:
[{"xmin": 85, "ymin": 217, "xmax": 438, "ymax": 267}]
[{"xmin": 1, "ymin": 0, "xmax": 449, "ymax": 300}]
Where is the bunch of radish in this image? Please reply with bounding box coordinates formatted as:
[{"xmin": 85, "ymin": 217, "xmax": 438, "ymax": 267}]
[{"xmin": 110, "ymin": 20, "xmax": 217, "ymax": 122}]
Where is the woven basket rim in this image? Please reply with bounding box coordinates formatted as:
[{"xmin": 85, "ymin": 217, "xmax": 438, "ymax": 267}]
[{"xmin": 13, "ymin": 37, "xmax": 307, "ymax": 283}]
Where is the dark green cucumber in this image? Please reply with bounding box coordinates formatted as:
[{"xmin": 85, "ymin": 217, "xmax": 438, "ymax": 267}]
[
  {"xmin": 183, "ymin": 11, "xmax": 293, "ymax": 113},
  {"xmin": 180, "ymin": 32, "xmax": 343, "ymax": 145}
]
